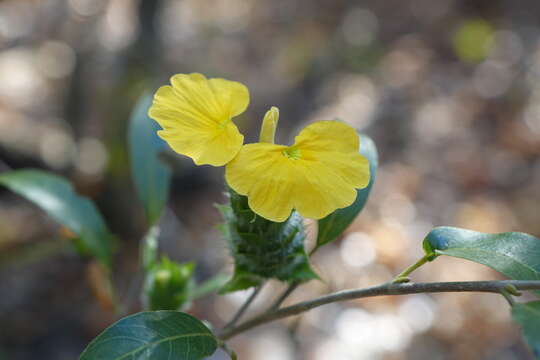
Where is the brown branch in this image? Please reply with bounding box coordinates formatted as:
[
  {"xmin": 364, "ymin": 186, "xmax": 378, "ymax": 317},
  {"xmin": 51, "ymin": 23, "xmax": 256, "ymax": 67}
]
[{"xmin": 219, "ymin": 280, "xmax": 540, "ymax": 340}]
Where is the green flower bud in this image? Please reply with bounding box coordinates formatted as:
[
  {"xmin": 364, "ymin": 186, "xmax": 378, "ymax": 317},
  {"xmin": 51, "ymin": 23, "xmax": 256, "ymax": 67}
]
[{"xmin": 143, "ymin": 257, "xmax": 194, "ymax": 311}]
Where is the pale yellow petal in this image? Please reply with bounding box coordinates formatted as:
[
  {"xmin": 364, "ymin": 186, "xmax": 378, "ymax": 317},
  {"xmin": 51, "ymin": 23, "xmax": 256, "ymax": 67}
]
[
  {"xmin": 225, "ymin": 143, "xmax": 294, "ymax": 222},
  {"xmin": 193, "ymin": 122, "xmax": 244, "ymax": 166},
  {"xmin": 148, "ymin": 73, "xmax": 249, "ymax": 166},
  {"xmin": 291, "ymin": 160, "xmax": 358, "ymax": 219},
  {"xmin": 306, "ymin": 150, "xmax": 370, "ymax": 189},
  {"xmin": 159, "ymin": 122, "xmax": 243, "ymax": 166},
  {"xmin": 208, "ymin": 78, "xmax": 250, "ymax": 117},
  {"xmin": 294, "ymin": 120, "xmax": 359, "ymax": 153},
  {"xmin": 169, "ymin": 73, "xmax": 227, "ymax": 123},
  {"xmin": 295, "ymin": 120, "xmax": 370, "ymax": 188}
]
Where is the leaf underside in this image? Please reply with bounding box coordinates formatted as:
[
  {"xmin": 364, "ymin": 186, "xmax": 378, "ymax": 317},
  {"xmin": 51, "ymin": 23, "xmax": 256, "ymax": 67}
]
[{"xmin": 424, "ymin": 226, "xmax": 540, "ymax": 282}]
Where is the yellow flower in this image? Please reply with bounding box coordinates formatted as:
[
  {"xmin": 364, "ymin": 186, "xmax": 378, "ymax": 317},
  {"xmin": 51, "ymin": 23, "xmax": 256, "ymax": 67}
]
[
  {"xmin": 225, "ymin": 117, "xmax": 370, "ymax": 222},
  {"xmin": 148, "ymin": 73, "xmax": 249, "ymax": 166}
]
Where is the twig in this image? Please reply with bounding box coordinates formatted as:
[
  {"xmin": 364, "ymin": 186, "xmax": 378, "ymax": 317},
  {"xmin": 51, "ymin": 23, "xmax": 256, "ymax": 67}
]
[
  {"xmin": 269, "ymin": 282, "xmax": 300, "ymax": 310},
  {"xmin": 223, "ymin": 285, "xmax": 264, "ymax": 329},
  {"xmin": 219, "ymin": 341, "xmax": 238, "ymax": 360},
  {"xmin": 218, "ymin": 280, "xmax": 540, "ymax": 340}
]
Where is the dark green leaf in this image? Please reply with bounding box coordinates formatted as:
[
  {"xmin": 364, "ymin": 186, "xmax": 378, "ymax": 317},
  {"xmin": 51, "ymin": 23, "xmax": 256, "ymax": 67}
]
[
  {"xmin": 424, "ymin": 227, "xmax": 540, "ymax": 281},
  {"xmin": 128, "ymin": 93, "xmax": 172, "ymax": 226},
  {"xmin": 512, "ymin": 301, "xmax": 540, "ymax": 358},
  {"xmin": 0, "ymin": 170, "xmax": 113, "ymax": 267},
  {"xmin": 79, "ymin": 311, "xmax": 217, "ymax": 360},
  {"xmin": 316, "ymin": 134, "xmax": 378, "ymax": 250}
]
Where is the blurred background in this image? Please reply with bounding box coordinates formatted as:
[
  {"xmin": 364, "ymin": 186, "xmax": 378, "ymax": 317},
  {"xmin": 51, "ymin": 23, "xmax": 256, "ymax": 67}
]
[{"xmin": 1, "ymin": 0, "xmax": 540, "ymax": 359}]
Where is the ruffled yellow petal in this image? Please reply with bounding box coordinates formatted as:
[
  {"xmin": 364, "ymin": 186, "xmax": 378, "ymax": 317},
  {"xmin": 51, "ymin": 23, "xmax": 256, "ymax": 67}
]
[
  {"xmin": 226, "ymin": 143, "xmax": 294, "ymax": 222},
  {"xmin": 295, "ymin": 121, "xmax": 370, "ymax": 189},
  {"xmin": 226, "ymin": 120, "xmax": 370, "ymax": 222},
  {"xmin": 292, "ymin": 160, "xmax": 358, "ymax": 219},
  {"xmin": 158, "ymin": 121, "xmax": 243, "ymax": 166},
  {"xmin": 207, "ymin": 78, "xmax": 250, "ymax": 117},
  {"xmin": 148, "ymin": 73, "xmax": 248, "ymax": 166}
]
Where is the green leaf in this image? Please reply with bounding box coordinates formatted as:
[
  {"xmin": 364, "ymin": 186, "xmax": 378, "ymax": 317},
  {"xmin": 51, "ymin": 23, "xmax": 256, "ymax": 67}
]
[
  {"xmin": 512, "ymin": 301, "xmax": 540, "ymax": 358},
  {"xmin": 128, "ymin": 93, "xmax": 172, "ymax": 226},
  {"xmin": 0, "ymin": 169, "xmax": 113, "ymax": 267},
  {"xmin": 79, "ymin": 311, "xmax": 218, "ymax": 360},
  {"xmin": 423, "ymin": 227, "xmax": 540, "ymax": 281},
  {"xmin": 143, "ymin": 258, "xmax": 195, "ymax": 311},
  {"xmin": 316, "ymin": 133, "xmax": 378, "ymax": 250}
]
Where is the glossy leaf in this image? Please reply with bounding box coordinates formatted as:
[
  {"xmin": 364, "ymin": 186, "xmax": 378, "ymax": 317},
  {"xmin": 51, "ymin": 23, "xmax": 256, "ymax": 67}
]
[
  {"xmin": 316, "ymin": 133, "xmax": 378, "ymax": 250},
  {"xmin": 0, "ymin": 169, "xmax": 113, "ymax": 267},
  {"xmin": 423, "ymin": 227, "xmax": 540, "ymax": 281},
  {"xmin": 79, "ymin": 311, "xmax": 217, "ymax": 360},
  {"xmin": 512, "ymin": 301, "xmax": 540, "ymax": 358},
  {"xmin": 128, "ymin": 93, "xmax": 172, "ymax": 226}
]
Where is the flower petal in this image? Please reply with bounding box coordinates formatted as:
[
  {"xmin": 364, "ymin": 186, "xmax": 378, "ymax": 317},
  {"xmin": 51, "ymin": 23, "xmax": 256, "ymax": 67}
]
[
  {"xmin": 294, "ymin": 120, "xmax": 359, "ymax": 153},
  {"xmin": 291, "ymin": 160, "xmax": 359, "ymax": 219},
  {"xmin": 208, "ymin": 78, "xmax": 250, "ymax": 117},
  {"xmin": 148, "ymin": 73, "xmax": 248, "ymax": 166},
  {"xmin": 158, "ymin": 122, "xmax": 243, "ymax": 166},
  {"xmin": 226, "ymin": 143, "xmax": 295, "ymax": 222},
  {"xmin": 295, "ymin": 121, "xmax": 370, "ymax": 189},
  {"xmin": 226, "ymin": 120, "xmax": 371, "ymax": 221}
]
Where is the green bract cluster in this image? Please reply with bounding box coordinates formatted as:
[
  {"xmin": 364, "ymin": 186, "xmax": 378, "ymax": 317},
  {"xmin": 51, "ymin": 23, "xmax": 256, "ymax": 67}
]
[{"xmin": 218, "ymin": 189, "xmax": 318, "ymax": 293}]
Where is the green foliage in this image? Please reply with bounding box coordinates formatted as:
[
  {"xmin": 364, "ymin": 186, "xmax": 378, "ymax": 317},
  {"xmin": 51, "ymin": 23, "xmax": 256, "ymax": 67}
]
[
  {"xmin": 423, "ymin": 227, "xmax": 540, "ymax": 281},
  {"xmin": 219, "ymin": 189, "xmax": 318, "ymax": 293},
  {"xmin": 0, "ymin": 169, "xmax": 113, "ymax": 268},
  {"xmin": 128, "ymin": 93, "xmax": 172, "ymax": 226},
  {"xmin": 79, "ymin": 311, "xmax": 217, "ymax": 360},
  {"xmin": 143, "ymin": 257, "xmax": 195, "ymax": 311},
  {"xmin": 316, "ymin": 133, "xmax": 378, "ymax": 251},
  {"xmin": 512, "ymin": 301, "xmax": 540, "ymax": 358}
]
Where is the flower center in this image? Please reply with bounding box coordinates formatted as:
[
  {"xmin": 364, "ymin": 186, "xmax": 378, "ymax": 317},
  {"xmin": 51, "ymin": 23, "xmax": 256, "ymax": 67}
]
[
  {"xmin": 218, "ymin": 117, "xmax": 232, "ymax": 129},
  {"xmin": 283, "ymin": 146, "xmax": 302, "ymax": 160}
]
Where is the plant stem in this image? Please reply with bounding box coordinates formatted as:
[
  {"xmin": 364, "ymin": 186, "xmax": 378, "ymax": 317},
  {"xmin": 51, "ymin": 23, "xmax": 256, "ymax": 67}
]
[
  {"xmin": 223, "ymin": 285, "xmax": 264, "ymax": 329},
  {"xmin": 218, "ymin": 341, "xmax": 238, "ymax": 360},
  {"xmin": 269, "ymin": 282, "xmax": 300, "ymax": 310},
  {"xmin": 393, "ymin": 255, "xmax": 430, "ymax": 283},
  {"xmin": 218, "ymin": 280, "xmax": 540, "ymax": 340},
  {"xmin": 500, "ymin": 289, "xmax": 516, "ymax": 306},
  {"xmin": 269, "ymin": 238, "xmax": 322, "ymax": 311}
]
